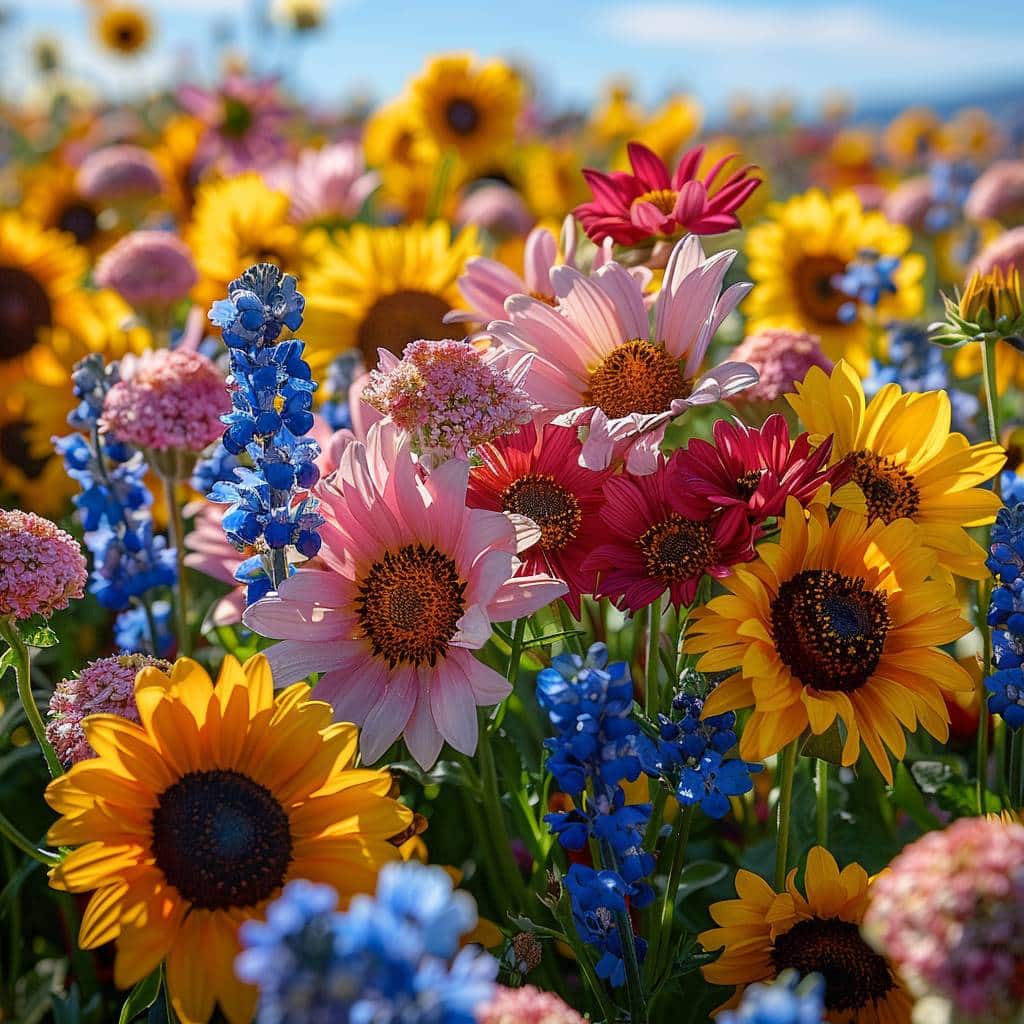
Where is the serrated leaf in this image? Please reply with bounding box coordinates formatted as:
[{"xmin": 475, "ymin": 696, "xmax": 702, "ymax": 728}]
[
  {"xmin": 20, "ymin": 623, "xmax": 59, "ymax": 648},
  {"xmin": 119, "ymin": 968, "xmax": 162, "ymax": 1024}
]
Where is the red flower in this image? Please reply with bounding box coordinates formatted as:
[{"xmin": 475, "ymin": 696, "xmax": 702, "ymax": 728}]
[
  {"xmin": 583, "ymin": 458, "xmax": 755, "ymax": 612},
  {"xmin": 467, "ymin": 422, "xmax": 612, "ymax": 616},
  {"xmin": 575, "ymin": 142, "xmax": 762, "ymax": 247},
  {"xmin": 666, "ymin": 414, "xmax": 852, "ymax": 526}
]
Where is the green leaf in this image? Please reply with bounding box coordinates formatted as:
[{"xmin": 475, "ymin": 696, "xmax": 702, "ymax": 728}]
[
  {"xmin": 119, "ymin": 968, "xmax": 162, "ymax": 1024},
  {"xmin": 522, "ymin": 628, "xmax": 585, "ymax": 649},
  {"xmin": 20, "ymin": 623, "xmax": 58, "ymax": 648},
  {"xmin": 891, "ymin": 763, "xmax": 941, "ymax": 832},
  {"xmin": 800, "ymin": 720, "xmax": 845, "ymax": 765},
  {"xmin": 675, "ymin": 860, "xmax": 729, "ymax": 902},
  {"xmin": 0, "ymin": 647, "xmax": 15, "ymax": 681}
]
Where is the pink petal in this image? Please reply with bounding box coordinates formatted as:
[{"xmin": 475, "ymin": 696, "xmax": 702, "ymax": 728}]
[
  {"xmin": 459, "ymin": 651, "xmax": 514, "ymax": 704},
  {"xmin": 262, "ymin": 638, "xmax": 356, "ymax": 684},
  {"xmin": 429, "ymin": 659, "xmax": 479, "ymax": 755},
  {"xmin": 523, "ymin": 227, "xmax": 558, "ymax": 296},
  {"xmin": 592, "ymin": 262, "xmax": 649, "ymax": 340},
  {"xmin": 314, "ymin": 656, "xmax": 385, "ymax": 725},
  {"xmin": 487, "ymin": 574, "xmax": 567, "ymax": 621},
  {"xmin": 360, "ymin": 666, "xmax": 418, "ymax": 763},
  {"xmin": 242, "ymin": 596, "xmax": 350, "ymax": 641},
  {"xmin": 277, "ymin": 568, "xmax": 351, "ymax": 606},
  {"xmin": 550, "ymin": 266, "xmax": 626, "ymax": 355},
  {"xmin": 405, "ymin": 688, "xmax": 445, "ymax": 769},
  {"xmin": 453, "ymin": 604, "xmax": 493, "ymax": 648}
]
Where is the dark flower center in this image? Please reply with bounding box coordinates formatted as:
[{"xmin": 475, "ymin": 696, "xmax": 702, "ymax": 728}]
[
  {"xmin": 151, "ymin": 769, "xmax": 292, "ymax": 910},
  {"xmin": 850, "ymin": 449, "xmax": 920, "ymax": 524},
  {"xmin": 356, "ymin": 543, "xmax": 467, "ymax": 667},
  {"xmin": 793, "ymin": 255, "xmax": 848, "ymax": 326},
  {"xmin": 221, "ymin": 98, "xmax": 254, "ymax": 139},
  {"xmin": 772, "ymin": 916, "xmax": 895, "ymax": 1012},
  {"xmin": 57, "ymin": 202, "xmax": 100, "ymax": 245},
  {"xmin": 356, "ymin": 289, "xmax": 464, "ymax": 361},
  {"xmin": 638, "ymin": 514, "xmax": 717, "ymax": 581},
  {"xmin": 0, "ymin": 266, "xmax": 53, "ymax": 360},
  {"xmin": 735, "ymin": 469, "xmax": 763, "ymax": 500},
  {"xmin": 501, "ymin": 473, "xmax": 581, "ymax": 551},
  {"xmin": 586, "ymin": 339, "xmax": 691, "ymax": 420},
  {"xmin": 115, "ymin": 22, "xmax": 142, "ymax": 47},
  {"xmin": 445, "ymin": 98, "xmax": 481, "ymax": 136},
  {"xmin": 0, "ymin": 420, "xmax": 49, "ymax": 480},
  {"xmin": 771, "ymin": 568, "xmax": 890, "ymax": 692}
]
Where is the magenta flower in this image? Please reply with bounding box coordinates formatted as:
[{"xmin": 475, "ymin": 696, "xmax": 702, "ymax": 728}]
[
  {"xmin": 94, "ymin": 230, "xmax": 197, "ymax": 309},
  {"xmin": 243, "ymin": 422, "xmax": 566, "ymax": 768},
  {"xmin": 0, "ymin": 509, "xmax": 87, "ymax": 621},
  {"xmin": 575, "ymin": 142, "xmax": 762, "ymax": 247}
]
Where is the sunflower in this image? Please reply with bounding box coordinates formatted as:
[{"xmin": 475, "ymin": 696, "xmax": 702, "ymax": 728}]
[
  {"xmin": 152, "ymin": 114, "xmax": 205, "ymax": 222},
  {"xmin": 687, "ymin": 498, "xmax": 974, "ymax": 782},
  {"xmin": 786, "ymin": 362, "xmax": 1005, "ymax": 579},
  {"xmin": 21, "ymin": 162, "xmax": 113, "ymax": 254},
  {"xmin": 302, "ymin": 220, "xmax": 480, "ymax": 371},
  {"xmin": 520, "ymin": 142, "xmax": 589, "ymax": 221},
  {"xmin": 185, "ymin": 173, "xmax": 303, "ymax": 309},
  {"xmin": 407, "ymin": 54, "xmax": 523, "ymax": 173},
  {"xmin": 882, "ymin": 106, "xmax": 943, "ymax": 167},
  {"xmin": 744, "ymin": 190, "xmax": 925, "ymax": 371},
  {"xmin": 700, "ymin": 847, "xmax": 912, "ymax": 1023},
  {"xmin": 94, "ymin": 3, "xmax": 152, "ymax": 56},
  {"xmin": 45, "ymin": 654, "xmax": 411, "ymax": 1024}
]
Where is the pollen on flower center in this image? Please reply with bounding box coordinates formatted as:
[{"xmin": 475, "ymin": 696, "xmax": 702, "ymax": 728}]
[
  {"xmin": 151, "ymin": 769, "xmax": 293, "ymax": 911},
  {"xmin": 772, "ymin": 916, "xmax": 894, "ymax": 1012},
  {"xmin": 637, "ymin": 514, "xmax": 717, "ymax": 581},
  {"xmin": 792, "ymin": 255, "xmax": 848, "ymax": 326},
  {"xmin": 355, "ymin": 543, "xmax": 467, "ymax": 667},
  {"xmin": 356, "ymin": 289, "xmax": 463, "ymax": 359},
  {"xmin": 850, "ymin": 449, "xmax": 921, "ymax": 524},
  {"xmin": 501, "ymin": 473, "xmax": 582, "ymax": 551},
  {"xmin": 734, "ymin": 469, "xmax": 764, "ymax": 499},
  {"xmin": 632, "ymin": 188, "xmax": 677, "ymax": 216},
  {"xmin": 586, "ymin": 339, "xmax": 692, "ymax": 420},
  {"xmin": 771, "ymin": 568, "xmax": 891, "ymax": 692}
]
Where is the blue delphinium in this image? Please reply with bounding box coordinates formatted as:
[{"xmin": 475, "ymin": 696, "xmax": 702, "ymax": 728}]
[
  {"xmin": 537, "ymin": 643, "xmax": 654, "ymax": 986},
  {"xmin": 831, "ymin": 249, "xmax": 900, "ymax": 325},
  {"xmin": 191, "ymin": 441, "xmax": 242, "ymax": 496},
  {"xmin": 114, "ymin": 600, "xmax": 175, "ymax": 658},
  {"xmin": 55, "ymin": 354, "xmax": 176, "ymax": 613},
  {"xmin": 208, "ymin": 263, "xmax": 324, "ymax": 591},
  {"xmin": 236, "ymin": 864, "xmax": 496, "ymax": 1024},
  {"xmin": 985, "ymin": 504, "xmax": 1024, "ymax": 727},
  {"xmin": 1003, "ymin": 470, "xmax": 1024, "ymax": 508},
  {"xmin": 923, "ymin": 160, "xmax": 975, "ymax": 233},
  {"xmin": 641, "ymin": 687, "xmax": 761, "ymax": 819},
  {"xmin": 719, "ymin": 972, "xmax": 826, "ymax": 1024},
  {"xmin": 320, "ymin": 350, "xmax": 365, "ymax": 432}
]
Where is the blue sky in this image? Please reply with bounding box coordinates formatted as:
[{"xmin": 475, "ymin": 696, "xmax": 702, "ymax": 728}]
[{"xmin": 3, "ymin": 0, "xmax": 1021, "ymax": 119}]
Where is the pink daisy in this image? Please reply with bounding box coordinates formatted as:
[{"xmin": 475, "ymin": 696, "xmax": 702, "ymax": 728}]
[
  {"xmin": 183, "ymin": 501, "xmax": 247, "ymax": 626},
  {"xmin": 243, "ymin": 422, "xmax": 566, "ymax": 768},
  {"xmin": 487, "ymin": 233, "xmax": 757, "ymax": 474},
  {"xmin": 583, "ymin": 458, "xmax": 755, "ymax": 611}
]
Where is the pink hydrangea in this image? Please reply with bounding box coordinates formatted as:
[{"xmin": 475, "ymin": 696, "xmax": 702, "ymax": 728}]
[
  {"xmin": 361, "ymin": 340, "xmax": 533, "ymax": 464},
  {"xmin": 0, "ymin": 510, "xmax": 87, "ymax": 620},
  {"xmin": 727, "ymin": 328, "xmax": 833, "ymax": 404},
  {"xmin": 476, "ymin": 986, "xmax": 585, "ymax": 1024},
  {"xmin": 863, "ymin": 817, "xmax": 1024, "ymax": 1020},
  {"xmin": 45, "ymin": 653, "xmax": 170, "ymax": 765},
  {"xmin": 94, "ymin": 230, "xmax": 198, "ymax": 308},
  {"xmin": 76, "ymin": 144, "xmax": 164, "ymax": 201},
  {"xmin": 101, "ymin": 349, "xmax": 229, "ymax": 453}
]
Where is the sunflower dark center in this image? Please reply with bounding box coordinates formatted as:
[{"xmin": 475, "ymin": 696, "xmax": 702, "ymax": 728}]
[
  {"xmin": 638, "ymin": 514, "xmax": 717, "ymax": 581},
  {"xmin": 445, "ymin": 98, "xmax": 481, "ymax": 136},
  {"xmin": 771, "ymin": 568, "xmax": 890, "ymax": 692},
  {"xmin": 356, "ymin": 289, "xmax": 464, "ymax": 361},
  {"xmin": 0, "ymin": 420, "xmax": 49, "ymax": 479},
  {"xmin": 586, "ymin": 339, "xmax": 691, "ymax": 420},
  {"xmin": 356, "ymin": 543, "xmax": 467, "ymax": 667},
  {"xmin": 0, "ymin": 266, "xmax": 53, "ymax": 360},
  {"xmin": 501, "ymin": 473, "xmax": 581, "ymax": 551},
  {"xmin": 116, "ymin": 24, "xmax": 138, "ymax": 45},
  {"xmin": 221, "ymin": 98, "xmax": 254, "ymax": 138},
  {"xmin": 57, "ymin": 202, "xmax": 99, "ymax": 245},
  {"xmin": 772, "ymin": 916, "xmax": 894, "ymax": 1012},
  {"xmin": 632, "ymin": 188, "xmax": 678, "ymax": 216},
  {"xmin": 793, "ymin": 255, "xmax": 848, "ymax": 326},
  {"xmin": 151, "ymin": 769, "xmax": 292, "ymax": 911},
  {"xmin": 735, "ymin": 469, "xmax": 763, "ymax": 499},
  {"xmin": 850, "ymin": 449, "xmax": 920, "ymax": 524}
]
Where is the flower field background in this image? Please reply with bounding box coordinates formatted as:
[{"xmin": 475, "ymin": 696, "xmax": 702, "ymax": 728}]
[{"xmin": 1, "ymin": 2, "xmax": 1024, "ymax": 1023}]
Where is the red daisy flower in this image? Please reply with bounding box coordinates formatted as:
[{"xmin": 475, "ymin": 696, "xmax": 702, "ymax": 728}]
[
  {"xmin": 467, "ymin": 422, "xmax": 612, "ymax": 616},
  {"xmin": 575, "ymin": 142, "xmax": 762, "ymax": 247},
  {"xmin": 582, "ymin": 458, "xmax": 755, "ymax": 612},
  {"xmin": 666, "ymin": 414, "xmax": 852, "ymax": 526}
]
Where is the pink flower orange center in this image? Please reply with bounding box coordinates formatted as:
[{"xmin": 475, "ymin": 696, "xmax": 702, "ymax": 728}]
[
  {"xmin": 500, "ymin": 473, "xmax": 581, "ymax": 551},
  {"xmin": 585, "ymin": 339, "xmax": 691, "ymax": 420},
  {"xmin": 355, "ymin": 543, "xmax": 467, "ymax": 667},
  {"xmin": 637, "ymin": 514, "xmax": 715, "ymax": 580},
  {"xmin": 631, "ymin": 188, "xmax": 677, "ymax": 216},
  {"xmin": 849, "ymin": 450, "xmax": 920, "ymax": 524}
]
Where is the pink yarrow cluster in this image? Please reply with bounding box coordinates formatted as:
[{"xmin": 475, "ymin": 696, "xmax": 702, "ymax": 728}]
[
  {"xmin": 864, "ymin": 817, "xmax": 1024, "ymax": 1020},
  {"xmin": 727, "ymin": 328, "xmax": 833, "ymax": 404},
  {"xmin": 46, "ymin": 653, "xmax": 171, "ymax": 765},
  {"xmin": 477, "ymin": 985, "xmax": 585, "ymax": 1024},
  {"xmin": 0, "ymin": 510, "xmax": 87, "ymax": 621},
  {"xmin": 101, "ymin": 349, "xmax": 229, "ymax": 452},
  {"xmin": 361, "ymin": 340, "xmax": 533, "ymax": 463},
  {"xmin": 94, "ymin": 231, "xmax": 198, "ymax": 308}
]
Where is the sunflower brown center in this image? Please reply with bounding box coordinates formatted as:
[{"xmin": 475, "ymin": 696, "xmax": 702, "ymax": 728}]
[
  {"xmin": 638, "ymin": 514, "xmax": 717, "ymax": 581},
  {"xmin": 0, "ymin": 420, "xmax": 48, "ymax": 479},
  {"xmin": 735, "ymin": 469, "xmax": 763, "ymax": 499},
  {"xmin": 586, "ymin": 339, "xmax": 691, "ymax": 420},
  {"xmin": 772, "ymin": 916, "xmax": 894, "ymax": 1012},
  {"xmin": 793, "ymin": 255, "xmax": 848, "ymax": 326},
  {"xmin": 356, "ymin": 289, "xmax": 465, "ymax": 361},
  {"xmin": 771, "ymin": 568, "xmax": 890, "ymax": 692},
  {"xmin": 501, "ymin": 473, "xmax": 581, "ymax": 551},
  {"xmin": 151, "ymin": 769, "xmax": 292, "ymax": 910},
  {"xmin": 850, "ymin": 449, "xmax": 920, "ymax": 524},
  {"xmin": 57, "ymin": 202, "xmax": 100, "ymax": 245},
  {"xmin": 0, "ymin": 266, "xmax": 53, "ymax": 360},
  {"xmin": 356, "ymin": 543, "xmax": 467, "ymax": 667},
  {"xmin": 632, "ymin": 188, "xmax": 677, "ymax": 216},
  {"xmin": 445, "ymin": 98, "xmax": 481, "ymax": 136}
]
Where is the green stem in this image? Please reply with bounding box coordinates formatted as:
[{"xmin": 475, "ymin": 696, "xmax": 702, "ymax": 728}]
[
  {"xmin": 554, "ymin": 899, "xmax": 617, "ymax": 1024},
  {"xmin": 645, "ymin": 595, "xmax": 662, "ymax": 719},
  {"xmin": 651, "ymin": 804, "xmax": 695, "ymax": 982},
  {"xmin": 506, "ymin": 618, "xmax": 527, "ymax": 684},
  {"xmin": 133, "ymin": 594, "xmax": 161, "ymax": 657},
  {"xmin": 599, "ymin": 842, "xmax": 647, "ymax": 1024},
  {"xmin": 774, "ymin": 740, "xmax": 799, "ymax": 891},
  {"xmin": 980, "ymin": 339, "xmax": 1003, "ymax": 477},
  {"xmin": 815, "ymin": 758, "xmax": 829, "ymax": 847},
  {"xmin": 0, "ymin": 808, "xmax": 58, "ymax": 865},
  {"xmin": 0, "ymin": 618, "xmax": 63, "ymax": 777},
  {"xmin": 163, "ymin": 476, "xmax": 192, "ymax": 657},
  {"xmin": 556, "ymin": 602, "xmax": 583, "ymax": 655},
  {"xmin": 1011, "ymin": 730, "xmax": 1024, "ymax": 811},
  {"xmin": 977, "ymin": 578, "xmax": 993, "ymax": 813}
]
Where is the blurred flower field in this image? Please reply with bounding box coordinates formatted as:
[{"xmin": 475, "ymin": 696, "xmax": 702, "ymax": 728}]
[{"xmin": 1, "ymin": 3, "xmax": 1024, "ymax": 1022}]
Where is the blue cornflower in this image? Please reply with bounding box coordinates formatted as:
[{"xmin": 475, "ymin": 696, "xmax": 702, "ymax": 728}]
[
  {"xmin": 832, "ymin": 249, "xmax": 900, "ymax": 325},
  {"xmin": 985, "ymin": 504, "xmax": 1024, "ymax": 727},
  {"xmin": 114, "ymin": 600, "xmax": 175, "ymax": 658},
  {"xmin": 719, "ymin": 971, "xmax": 826, "ymax": 1024}
]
